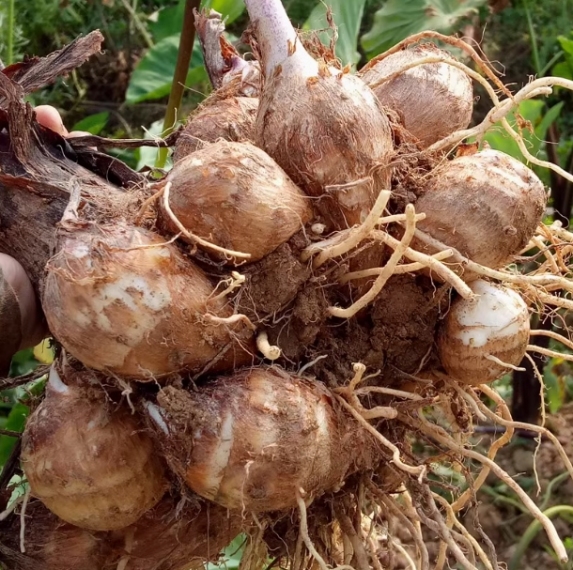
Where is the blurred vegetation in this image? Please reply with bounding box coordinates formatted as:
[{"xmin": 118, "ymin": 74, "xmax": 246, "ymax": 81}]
[{"xmin": 2, "ymin": 0, "xmax": 573, "ymax": 564}]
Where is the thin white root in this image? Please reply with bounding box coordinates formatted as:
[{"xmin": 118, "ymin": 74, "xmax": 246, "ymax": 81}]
[
  {"xmin": 204, "ymin": 313, "xmax": 257, "ymax": 330},
  {"xmin": 162, "ymin": 181, "xmax": 252, "ymax": 260},
  {"xmin": 355, "ymin": 386, "xmax": 424, "ymax": 401},
  {"xmin": 391, "ymin": 539, "xmax": 417, "ymax": 570},
  {"xmin": 485, "ymin": 354, "xmax": 526, "ymax": 371},
  {"xmin": 411, "ymin": 227, "xmax": 573, "ymax": 295},
  {"xmin": 296, "ymin": 489, "xmax": 330, "ymax": 570},
  {"xmin": 477, "ymin": 384, "xmax": 573, "ymax": 483},
  {"xmin": 531, "ymin": 236, "xmax": 560, "ymax": 274},
  {"xmin": 120, "ymin": 232, "xmax": 182, "ymax": 252},
  {"xmin": 116, "ymin": 528, "xmax": 135, "ymax": 570},
  {"xmin": 416, "ymin": 411, "xmax": 568, "ymax": 563},
  {"xmin": 303, "ymin": 190, "xmax": 392, "ymax": 267},
  {"xmin": 378, "ymin": 212, "xmax": 427, "ymax": 225},
  {"xmin": 433, "ymin": 494, "xmax": 496, "ymax": 570},
  {"xmin": 428, "ymin": 74, "xmax": 573, "ymax": 185},
  {"xmin": 256, "ymin": 331, "xmax": 281, "ymax": 360},
  {"xmin": 530, "ymin": 329, "xmax": 573, "ymax": 352},
  {"xmin": 372, "ymin": 489, "xmax": 429, "ymax": 570},
  {"xmin": 339, "ymin": 250, "xmax": 453, "ymax": 284},
  {"xmin": 371, "ymin": 230, "xmax": 474, "ymax": 298},
  {"xmin": 19, "ymin": 486, "xmax": 30, "ymax": 554},
  {"xmin": 134, "ymin": 185, "xmax": 165, "ymax": 224},
  {"xmin": 336, "ymin": 395, "xmax": 424, "ymax": 479},
  {"xmin": 427, "ymin": 80, "xmax": 552, "ymax": 153},
  {"xmin": 335, "ymin": 363, "xmax": 398, "ymax": 420},
  {"xmin": 527, "ymin": 345, "xmax": 573, "ymax": 362},
  {"xmin": 414, "ymin": 487, "xmax": 479, "ymax": 570},
  {"xmin": 298, "ymin": 354, "xmax": 328, "ymax": 376},
  {"xmin": 209, "ymin": 271, "xmax": 246, "ymax": 303},
  {"xmin": 0, "ymin": 493, "xmax": 25, "ymax": 522},
  {"xmin": 329, "ymin": 204, "xmax": 417, "ymax": 318}
]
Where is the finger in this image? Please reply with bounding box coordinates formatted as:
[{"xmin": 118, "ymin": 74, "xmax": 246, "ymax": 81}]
[
  {"xmin": 0, "ymin": 254, "xmax": 47, "ymax": 350},
  {"xmin": 0, "ymin": 263, "xmax": 23, "ymax": 375},
  {"xmin": 67, "ymin": 130, "xmax": 92, "ymax": 138},
  {"xmin": 34, "ymin": 105, "xmax": 69, "ymax": 136}
]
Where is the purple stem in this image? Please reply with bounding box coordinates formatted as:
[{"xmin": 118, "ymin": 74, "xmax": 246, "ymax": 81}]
[{"xmin": 244, "ymin": 0, "xmax": 315, "ymax": 77}]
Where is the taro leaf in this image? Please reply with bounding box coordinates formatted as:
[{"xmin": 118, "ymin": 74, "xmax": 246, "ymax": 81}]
[
  {"xmin": 482, "ymin": 99, "xmax": 564, "ymax": 185},
  {"xmin": 136, "ymin": 118, "xmax": 171, "ymax": 171},
  {"xmin": 0, "ymin": 403, "xmax": 28, "ymax": 467},
  {"xmin": 126, "ymin": 34, "xmax": 206, "ymax": 104},
  {"xmin": 0, "ymin": 374, "xmax": 46, "ymax": 467},
  {"xmin": 303, "ymin": 0, "xmax": 366, "ymax": 66},
  {"xmin": 201, "ymin": 0, "xmax": 246, "ymax": 24},
  {"xmin": 553, "ymin": 35, "xmax": 573, "ymax": 80},
  {"xmin": 150, "ymin": 0, "xmax": 245, "ymax": 42},
  {"xmin": 70, "ymin": 111, "xmax": 109, "ymax": 135},
  {"xmin": 361, "ymin": 0, "xmax": 486, "ymax": 59},
  {"xmin": 207, "ymin": 534, "xmax": 247, "ymax": 570},
  {"xmin": 149, "ymin": 0, "xmax": 186, "ymax": 43},
  {"xmin": 483, "ymin": 100, "xmax": 564, "ymax": 162}
]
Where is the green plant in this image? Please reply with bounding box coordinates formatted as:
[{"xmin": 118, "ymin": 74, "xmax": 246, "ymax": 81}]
[
  {"xmin": 509, "ymin": 505, "xmax": 573, "ymax": 570},
  {"xmin": 360, "ymin": 0, "xmax": 487, "ymax": 58}
]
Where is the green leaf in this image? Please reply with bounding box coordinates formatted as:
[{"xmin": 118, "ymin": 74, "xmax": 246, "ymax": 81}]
[
  {"xmin": 150, "ymin": 0, "xmax": 245, "ymax": 44},
  {"xmin": 544, "ymin": 365, "xmax": 565, "ymax": 415},
  {"xmin": 9, "ymin": 348, "xmax": 39, "ymax": 377},
  {"xmin": 481, "ymin": 99, "xmax": 563, "ymax": 185},
  {"xmin": 552, "ymin": 60, "xmax": 573, "ymax": 80},
  {"xmin": 361, "ymin": 0, "xmax": 487, "ymax": 58},
  {"xmin": 207, "ymin": 534, "xmax": 247, "ymax": 570},
  {"xmin": 482, "ymin": 99, "xmax": 544, "ymax": 162},
  {"xmin": 0, "ymin": 403, "xmax": 29, "ymax": 467},
  {"xmin": 70, "ymin": 111, "xmax": 109, "ymax": 135},
  {"xmin": 136, "ymin": 119, "xmax": 172, "ymax": 171},
  {"xmin": 533, "ymin": 102, "xmax": 564, "ymax": 154},
  {"xmin": 126, "ymin": 34, "xmax": 206, "ymax": 104},
  {"xmin": 303, "ymin": 0, "xmax": 366, "ymax": 66},
  {"xmin": 149, "ymin": 0, "xmax": 186, "ymax": 43},
  {"xmin": 557, "ymin": 35, "xmax": 573, "ymax": 58},
  {"xmin": 201, "ymin": 0, "xmax": 246, "ymax": 24}
]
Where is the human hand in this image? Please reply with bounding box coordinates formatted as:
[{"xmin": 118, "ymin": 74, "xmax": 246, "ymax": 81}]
[{"xmin": 0, "ymin": 105, "xmax": 74, "ymax": 373}]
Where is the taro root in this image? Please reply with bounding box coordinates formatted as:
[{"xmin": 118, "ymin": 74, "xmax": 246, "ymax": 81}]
[
  {"xmin": 146, "ymin": 367, "xmax": 378, "ymax": 512},
  {"xmin": 21, "ymin": 365, "xmax": 168, "ymax": 531},
  {"xmin": 245, "ymin": 0, "xmax": 394, "ymax": 231},
  {"xmin": 414, "ymin": 149, "xmax": 547, "ymax": 269},
  {"xmin": 108, "ymin": 494, "xmax": 242, "ymax": 570},
  {"xmin": 0, "ymin": 501, "xmax": 112, "ymax": 570},
  {"xmin": 359, "ymin": 44, "xmax": 473, "ymax": 148},
  {"xmin": 43, "ymin": 223, "xmax": 254, "ymax": 378},
  {"xmin": 173, "ymin": 97, "xmax": 259, "ymax": 162},
  {"xmin": 0, "ymin": 496, "xmax": 241, "ymax": 570},
  {"xmin": 164, "ymin": 141, "xmax": 313, "ymax": 263},
  {"xmin": 437, "ymin": 280, "xmax": 530, "ymax": 384}
]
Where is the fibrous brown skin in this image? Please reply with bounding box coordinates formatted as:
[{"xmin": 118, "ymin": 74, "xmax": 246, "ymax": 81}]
[
  {"xmin": 0, "ymin": 501, "xmax": 112, "ymax": 570},
  {"xmin": 107, "ymin": 495, "xmax": 242, "ymax": 570},
  {"xmin": 245, "ymin": 0, "xmax": 394, "ymax": 231},
  {"xmin": 414, "ymin": 148, "xmax": 547, "ymax": 269},
  {"xmin": 164, "ymin": 141, "xmax": 313, "ymax": 263},
  {"xmin": 359, "ymin": 44, "xmax": 473, "ymax": 148},
  {"xmin": 256, "ymin": 70, "xmax": 394, "ymax": 231},
  {"xmin": 43, "ymin": 223, "xmax": 254, "ymax": 378},
  {"xmin": 437, "ymin": 280, "xmax": 530, "ymax": 385},
  {"xmin": 0, "ymin": 496, "xmax": 241, "ymax": 570},
  {"xmin": 21, "ymin": 365, "xmax": 168, "ymax": 531},
  {"xmin": 173, "ymin": 97, "xmax": 259, "ymax": 162},
  {"xmin": 146, "ymin": 367, "xmax": 378, "ymax": 512}
]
